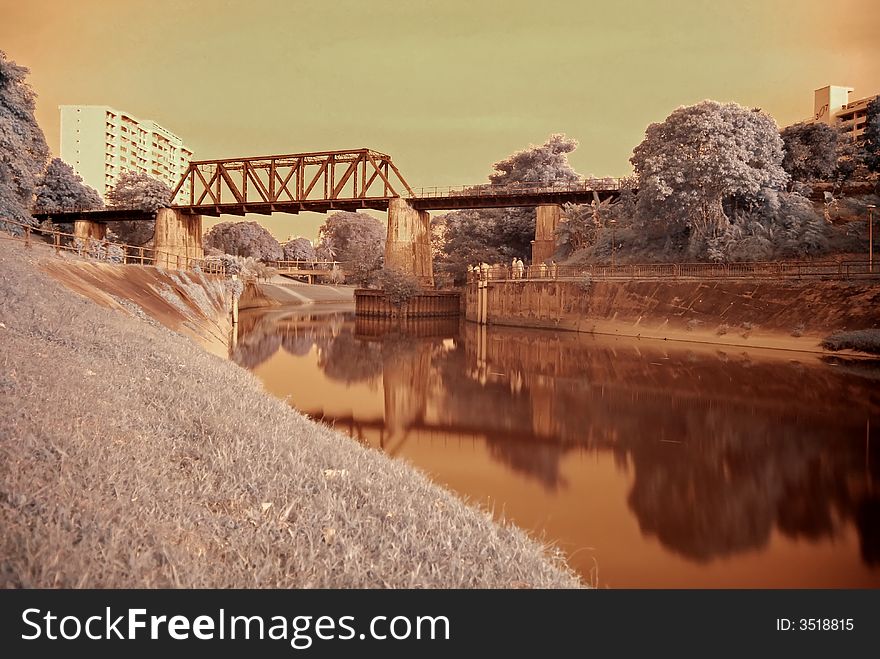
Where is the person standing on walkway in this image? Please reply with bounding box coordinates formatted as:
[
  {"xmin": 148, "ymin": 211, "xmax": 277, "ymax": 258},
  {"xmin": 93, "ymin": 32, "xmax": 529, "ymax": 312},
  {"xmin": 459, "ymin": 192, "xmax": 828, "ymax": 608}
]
[{"xmin": 515, "ymin": 258, "xmax": 525, "ymax": 280}]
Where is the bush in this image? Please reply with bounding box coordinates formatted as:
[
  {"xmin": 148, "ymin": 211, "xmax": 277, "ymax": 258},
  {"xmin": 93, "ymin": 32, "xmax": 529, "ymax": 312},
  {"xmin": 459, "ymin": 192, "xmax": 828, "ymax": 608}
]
[
  {"xmin": 371, "ymin": 268, "xmax": 422, "ymax": 306},
  {"xmin": 821, "ymin": 330, "xmax": 880, "ymax": 355}
]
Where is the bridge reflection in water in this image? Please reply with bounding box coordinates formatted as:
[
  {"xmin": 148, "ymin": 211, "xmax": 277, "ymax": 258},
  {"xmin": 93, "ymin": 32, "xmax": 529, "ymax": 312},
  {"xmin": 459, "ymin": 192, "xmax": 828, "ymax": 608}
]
[{"xmin": 233, "ymin": 307, "xmax": 880, "ymax": 588}]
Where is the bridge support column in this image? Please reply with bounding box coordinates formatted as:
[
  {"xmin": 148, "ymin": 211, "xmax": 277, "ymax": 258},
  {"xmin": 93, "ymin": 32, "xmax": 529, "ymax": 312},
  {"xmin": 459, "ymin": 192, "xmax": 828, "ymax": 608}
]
[
  {"xmin": 153, "ymin": 208, "xmax": 203, "ymax": 269},
  {"xmin": 73, "ymin": 220, "xmax": 107, "ymax": 241},
  {"xmin": 531, "ymin": 204, "xmax": 562, "ymax": 265},
  {"xmin": 385, "ymin": 198, "xmax": 433, "ymax": 287}
]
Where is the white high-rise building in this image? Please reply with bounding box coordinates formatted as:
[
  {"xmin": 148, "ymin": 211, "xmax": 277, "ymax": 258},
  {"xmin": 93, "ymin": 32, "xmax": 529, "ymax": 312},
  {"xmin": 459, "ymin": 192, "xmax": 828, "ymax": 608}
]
[
  {"xmin": 812, "ymin": 85, "xmax": 877, "ymax": 140},
  {"xmin": 59, "ymin": 105, "xmax": 192, "ymax": 203}
]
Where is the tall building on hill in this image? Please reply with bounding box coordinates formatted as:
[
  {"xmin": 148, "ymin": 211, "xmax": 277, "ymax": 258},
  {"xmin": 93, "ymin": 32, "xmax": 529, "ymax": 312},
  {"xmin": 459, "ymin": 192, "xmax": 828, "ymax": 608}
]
[
  {"xmin": 813, "ymin": 85, "xmax": 877, "ymax": 140},
  {"xmin": 59, "ymin": 105, "xmax": 192, "ymax": 203}
]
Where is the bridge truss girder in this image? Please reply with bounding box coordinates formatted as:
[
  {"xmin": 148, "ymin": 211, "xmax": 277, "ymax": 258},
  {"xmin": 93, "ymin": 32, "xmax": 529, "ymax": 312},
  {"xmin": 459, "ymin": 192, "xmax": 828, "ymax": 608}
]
[{"xmin": 169, "ymin": 148, "xmax": 413, "ymax": 216}]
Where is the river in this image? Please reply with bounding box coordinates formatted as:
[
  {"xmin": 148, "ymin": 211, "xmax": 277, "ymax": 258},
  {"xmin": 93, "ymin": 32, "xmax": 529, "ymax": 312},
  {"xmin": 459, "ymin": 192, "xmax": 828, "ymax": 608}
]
[{"xmin": 233, "ymin": 305, "xmax": 880, "ymax": 588}]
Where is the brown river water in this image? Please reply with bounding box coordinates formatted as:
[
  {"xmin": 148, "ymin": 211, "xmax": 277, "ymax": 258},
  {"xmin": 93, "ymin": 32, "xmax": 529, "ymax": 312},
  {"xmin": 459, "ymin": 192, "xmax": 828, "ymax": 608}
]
[{"xmin": 234, "ymin": 306, "xmax": 880, "ymax": 588}]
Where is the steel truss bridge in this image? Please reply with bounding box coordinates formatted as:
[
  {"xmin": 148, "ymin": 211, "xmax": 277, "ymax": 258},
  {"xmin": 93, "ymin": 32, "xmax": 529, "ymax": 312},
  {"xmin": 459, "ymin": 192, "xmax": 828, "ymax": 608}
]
[{"xmin": 33, "ymin": 147, "xmax": 636, "ymax": 222}]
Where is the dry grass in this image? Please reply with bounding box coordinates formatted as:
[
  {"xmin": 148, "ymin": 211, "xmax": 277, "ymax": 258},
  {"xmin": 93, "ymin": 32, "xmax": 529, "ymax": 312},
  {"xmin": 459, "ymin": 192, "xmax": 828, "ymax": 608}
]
[{"xmin": 0, "ymin": 241, "xmax": 580, "ymax": 588}]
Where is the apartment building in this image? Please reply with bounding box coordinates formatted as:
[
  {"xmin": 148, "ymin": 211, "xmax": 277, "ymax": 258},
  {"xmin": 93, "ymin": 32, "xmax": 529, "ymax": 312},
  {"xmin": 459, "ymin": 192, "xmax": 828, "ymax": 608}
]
[
  {"xmin": 813, "ymin": 85, "xmax": 877, "ymax": 140},
  {"xmin": 59, "ymin": 105, "xmax": 192, "ymax": 203}
]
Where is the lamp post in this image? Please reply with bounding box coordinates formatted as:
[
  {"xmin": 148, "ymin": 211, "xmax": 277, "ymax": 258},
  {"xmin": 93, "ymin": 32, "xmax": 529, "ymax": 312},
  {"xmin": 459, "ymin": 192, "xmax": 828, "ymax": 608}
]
[
  {"xmin": 608, "ymin": 219, "xmax": 617, "ymax": 270},
  {"xmin": 869, "ymin": 204, "xmax": 877, "ymax": 273}
]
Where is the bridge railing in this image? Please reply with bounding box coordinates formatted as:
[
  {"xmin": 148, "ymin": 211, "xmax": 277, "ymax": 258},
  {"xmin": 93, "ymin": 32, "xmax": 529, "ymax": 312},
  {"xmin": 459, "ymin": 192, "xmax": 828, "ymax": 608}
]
[
  {"xmin": 468, "ymin": 259, "xmax": 880, "ymax": 282},
  {"xmin": 408, "ymin": 176, "xmax": 639, "ymax": 199},
  {"xmin": 0, "ymin": 218, "xmax": 226, "ymax": 275},
  {"xmin": 267, "ymin": 260, "xmax": 345, "ymax": 271}
]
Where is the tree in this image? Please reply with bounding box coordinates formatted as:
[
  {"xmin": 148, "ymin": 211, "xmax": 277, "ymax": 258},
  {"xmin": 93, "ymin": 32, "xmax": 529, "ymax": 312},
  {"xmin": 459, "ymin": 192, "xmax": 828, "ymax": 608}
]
[
  {"xmin": 317, "ymin": 211, "xmax": 386, "ymax": 284},
  {"xmin": 34, "ymin": 158, "xmax": 103, "ymax": 212},
  {"xmin": 282, "ymin": 237, "xmax": 316, "ymax": 261},
  {"xmin": 0, "ymin": 51, "xmax": 49, "ymax": 226},
  {"xmin": 708, "ymin": 189, "xmax": 828, "ymax": 262},
  {"xmin": 203, "ymin": 221, "xmax": 283, "ymax": 260},
  {"xmin": 317, "ymin": 212, "xmax": 386, "ymax": 262},
  {"xmin": 780, "ymin": 122, "xmax": 839, "ymax": 183},
  {"xmin": 435, "ymin": 134, "xmax": 583, "ymax": 282},
  {"xmin": 106, "ymin": 170, "xmax": 172, "ymax": 211},
  {"xmin": 864, "ymin": 96, "xmax": 880, "ymax": 173},
  {"xmin": 631, "ymin": 101, "xmax": 788, "ymax": 253}
]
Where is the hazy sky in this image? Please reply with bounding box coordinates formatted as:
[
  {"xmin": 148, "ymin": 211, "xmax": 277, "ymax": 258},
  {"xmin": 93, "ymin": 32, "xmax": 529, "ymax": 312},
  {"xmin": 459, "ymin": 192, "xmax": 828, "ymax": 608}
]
[{"xmin": 3, "ymin": 0, "xmax": 878, "ymax": 240}]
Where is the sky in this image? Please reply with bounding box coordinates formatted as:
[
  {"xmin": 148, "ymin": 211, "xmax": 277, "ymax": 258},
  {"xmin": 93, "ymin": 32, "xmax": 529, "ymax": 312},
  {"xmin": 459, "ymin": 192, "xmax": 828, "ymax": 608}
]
[{"xmin": 2, "ymin": 0, "xmax": 878, "ymax": 240}]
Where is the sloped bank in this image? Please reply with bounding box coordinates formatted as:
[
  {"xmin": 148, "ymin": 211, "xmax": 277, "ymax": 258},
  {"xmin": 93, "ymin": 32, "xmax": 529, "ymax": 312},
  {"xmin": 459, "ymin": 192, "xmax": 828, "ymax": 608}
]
[
  {"xmin": 0, "ymin": 241, "xmax": 578, "ymax": 588},
  {"xmin": 467, "ymin": 278, "xmax": 880, "ymax": 352}
]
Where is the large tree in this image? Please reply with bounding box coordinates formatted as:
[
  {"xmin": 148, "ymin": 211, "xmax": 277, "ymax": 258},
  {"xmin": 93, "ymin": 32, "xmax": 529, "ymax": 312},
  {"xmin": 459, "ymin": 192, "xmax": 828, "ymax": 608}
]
[
  {"xmin": 106, "ymin": 170, "xmax": 172, "ymax": 211},
  {"xmin": 780, "ymin": 121, "xmax": 839, "ymax": 183},
  {"xmin": 282, "ymin": 236, "xmax": 316, "ymax": 262},
  {"xmin": 34, "ymin": 158, "xmax": 103, "ymax": 212},
  {"xmin": 105, "ymin": 171, "xmax": 174, "ymax": 244},
  {"xmin": 204, "ymin": 221, "xmax": 283, "ymax": 260},
  {"xmin": 435, "ymin": 134, "xmax": 583, "ymax": 281},
  {"xmin": 631, "ymin": 101, "xmax": 788, "ymax": 252},
  {"xmin": 317, "ymin": 211, "xmax": 385, "ymax": 261},
  {"xmin": 0, "ymin": 51, "xmax": 49, "ymax": 226}
]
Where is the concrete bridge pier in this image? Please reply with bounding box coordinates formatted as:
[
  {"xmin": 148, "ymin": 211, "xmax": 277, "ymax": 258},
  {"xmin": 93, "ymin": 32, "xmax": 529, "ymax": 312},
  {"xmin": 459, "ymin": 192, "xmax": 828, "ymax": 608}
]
[
  {"xmin": 531, "ymin": 204, "xmax": 562, "ymax": 265},
  {"xmin": 73, "ymin": 220, "xmax": 107, "ymax": 241},
  {"xmin": 153, "ymin": 208, "xmax": 203, "ymax": 269},
  {"xmin": 385, "ymin": 198, "xmax": 433, "ymax": 287}
]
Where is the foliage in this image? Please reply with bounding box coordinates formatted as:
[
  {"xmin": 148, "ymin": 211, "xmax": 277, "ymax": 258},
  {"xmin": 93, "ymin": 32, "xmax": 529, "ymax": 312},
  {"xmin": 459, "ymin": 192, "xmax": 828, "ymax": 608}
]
[
  {"xmin": 631, "ymin": 101, "xmax": 788, "ymax": 254},
  {"xmin": 435, "ymin": 134, "xmax": 583, "ymax": 283},
  {"xmin": 106, "ymin": 219, "xmax": 155, "ymax": 246},
  {"xmin": 707, "ymin": 190, "xmax": 828, "ymax": 262},
  {"xmin": 317, "ymin": 212, "xmax": 386, "ymax": 285},
  {"xmin": 821, "ymin": 330, "xmax": 880, "ymax": 356},
  {"xmin": 863, "ymin": 96, "xmax": 880, "ymax": 173},
  {"xmin": 235, "ymin": 256, "xmax": 277, "ymax": 281},
  {"xmin": 0, "ymin": 51, "xmax": 50, "ymax": 226},
  {"xmin": 203, "ymin": 221, "xmax": 283, "ymax": 261},
  {"xmin": 372, "ymin": 268, "xmax": 422, "ymax": 306},
  {"xmin": 72, "ymin": 238, "xmax": 124, "ymax": 263},
  {"xmin": 34, "ymin": 158, "xmax": 103, "ymax": 212},
  {"xmin": 780, "ymin": 122, "xmax": 839, "ymax": 183},
  {"xmin": 488, "ymin": 133, "xmax": 581, "ymax": 186},
  {"xmin": 106, "ymin": 170, "xmax": 172, "ymax": 211},
  {"xmin": 282, "ymin": 236, "xmax": 316, "ymax": 262}
]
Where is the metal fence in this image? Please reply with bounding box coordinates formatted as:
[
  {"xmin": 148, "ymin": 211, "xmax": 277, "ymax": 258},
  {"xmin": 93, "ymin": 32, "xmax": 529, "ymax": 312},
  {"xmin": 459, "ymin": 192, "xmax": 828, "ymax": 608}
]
[
  {"xmin": 0, "ymin": 218, "xmax": 226, "ymax": 275},
  {"xmin": 408, "ymin": 177, "xmax": 638, "ymax": 199},
  {"xmin": 469, "ymin": 260, "xmax": 880, "ymax": 282}
]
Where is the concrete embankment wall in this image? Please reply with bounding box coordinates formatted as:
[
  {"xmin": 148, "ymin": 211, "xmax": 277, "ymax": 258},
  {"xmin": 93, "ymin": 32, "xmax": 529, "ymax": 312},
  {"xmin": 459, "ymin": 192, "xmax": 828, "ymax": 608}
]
[
  {"xmin": 41, "ymin": 260, "xmax": 232, "ymax": 357},
  {"xmin": 466, "ymin": 278, "xmax": 880, "ymax": 351}
]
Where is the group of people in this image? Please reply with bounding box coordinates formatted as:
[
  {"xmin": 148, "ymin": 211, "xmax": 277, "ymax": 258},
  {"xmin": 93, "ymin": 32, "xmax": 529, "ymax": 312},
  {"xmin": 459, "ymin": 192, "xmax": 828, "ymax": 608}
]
[
  {"xmin": 510, "ymin": 257, "xmax": 526, "ymax": 279},
  {"xmin": 466, "ymin": 258, "xmax": 559, "ymax": 281}
]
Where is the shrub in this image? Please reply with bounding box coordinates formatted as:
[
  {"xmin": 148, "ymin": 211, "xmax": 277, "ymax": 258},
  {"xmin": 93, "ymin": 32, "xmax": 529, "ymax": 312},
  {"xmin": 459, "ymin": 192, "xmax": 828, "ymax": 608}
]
[
  {"xmin": 716, "ymin": 323, "xmax": 729, "ymax": 336},
  {"xmin": 821, "ymin": 330, "xmax": 880, "ymax": 355},
  {"xmin": 372, "ymin": 268, "xmax": 422, "ymax": 306}
]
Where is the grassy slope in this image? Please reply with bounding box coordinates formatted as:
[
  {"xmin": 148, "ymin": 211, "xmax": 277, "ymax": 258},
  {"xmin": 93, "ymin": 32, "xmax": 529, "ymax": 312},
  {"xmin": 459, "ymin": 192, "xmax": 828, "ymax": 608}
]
[{"xmin": 0, "ymin": 242, "xmax": 579, "ymax": 588}]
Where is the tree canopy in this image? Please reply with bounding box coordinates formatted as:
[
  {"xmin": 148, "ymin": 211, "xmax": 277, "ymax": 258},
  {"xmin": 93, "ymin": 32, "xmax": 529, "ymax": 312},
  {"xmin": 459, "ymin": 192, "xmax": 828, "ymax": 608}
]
[
  {"xmin": 780, "ymin": 121, "xmax": 839, "ymax": 183},
  {"xmin": 34, "ymin": 158, "xmax": 103, "ymax": 212},
  {"xmin": 434, "ymin": 134, "xmax": 583, "ymax": 282},
  {"xmin": 0, "ymin": 50, "xmax": 49, "ymax": 226},
  {"xmin": 282, "ymin": 237, "xmax": 317, "ymax": 262},
  {"xmin": 203, "ymin": 221, "xmax": 283, "ymax": 261},
  {"xmin": 631, "ymin": 101, "xmax": 788, "ymax": 252},
  {"xmin": 106, "ymin": 171, "xmax": 172, "ymax": 211}
]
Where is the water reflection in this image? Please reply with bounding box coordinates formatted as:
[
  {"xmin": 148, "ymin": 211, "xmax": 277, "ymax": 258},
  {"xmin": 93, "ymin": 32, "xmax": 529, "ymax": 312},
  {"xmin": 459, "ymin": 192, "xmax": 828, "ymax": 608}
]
[{"xmin": 235, "ymin": 307, "xmax": 880, "ymax": 587}]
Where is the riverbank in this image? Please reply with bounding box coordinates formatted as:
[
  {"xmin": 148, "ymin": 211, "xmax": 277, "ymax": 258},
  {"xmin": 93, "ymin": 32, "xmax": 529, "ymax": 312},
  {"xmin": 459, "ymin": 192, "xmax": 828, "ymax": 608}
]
[
  {"xmin": 466, "ymin": 278, "xmax": 880, "ymax": 354},
  {"xmin": 0, "ymin": 241, "xmax": 579, "ymax": 588}
]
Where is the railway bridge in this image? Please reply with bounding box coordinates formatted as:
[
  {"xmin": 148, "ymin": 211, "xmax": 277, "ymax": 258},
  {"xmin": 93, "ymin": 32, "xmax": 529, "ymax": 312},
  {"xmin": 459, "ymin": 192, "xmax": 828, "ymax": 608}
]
[{"xmin": 33, "ymin": 147, "xmax": 636, "ymax": 283}]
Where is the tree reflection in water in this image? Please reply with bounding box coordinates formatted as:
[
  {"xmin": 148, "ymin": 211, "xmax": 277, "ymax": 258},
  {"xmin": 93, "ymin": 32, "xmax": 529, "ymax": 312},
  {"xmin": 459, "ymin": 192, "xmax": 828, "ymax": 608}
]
[{"xmin": 235, "ymin": 308, "xmax": 880, "ymax": 571}]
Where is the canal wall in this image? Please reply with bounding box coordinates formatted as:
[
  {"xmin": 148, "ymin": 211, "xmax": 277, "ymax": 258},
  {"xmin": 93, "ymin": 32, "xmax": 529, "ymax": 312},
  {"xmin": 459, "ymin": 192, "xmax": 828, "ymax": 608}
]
[
  {"xmin": 41, "ymin": 259, "xmax": 234, "ymax": 357},
  {"xmin": 355, "ymin": 289, "xmax": 461, "ymax": 317},
  {"xmin": 465, "ymin": 278, "xmax": 880, "ymax": 351}
]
